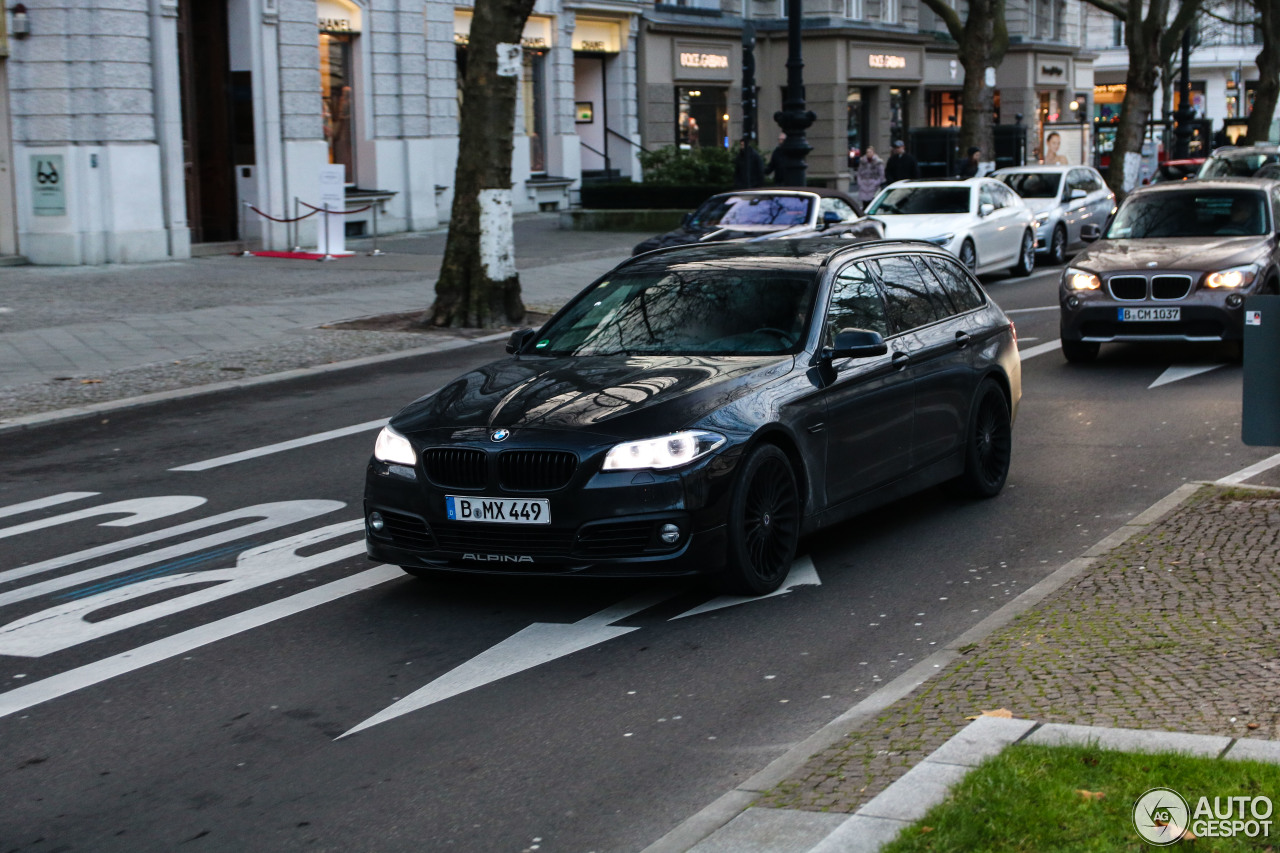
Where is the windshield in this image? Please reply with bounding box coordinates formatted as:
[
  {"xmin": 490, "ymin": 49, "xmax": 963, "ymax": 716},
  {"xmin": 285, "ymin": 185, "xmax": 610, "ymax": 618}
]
[
  {"xmin": 531, "ymin": 270, "xmax": 818, "ymax": 357},
  {"xmin": 867, "ymin": 187, "xmax": 971, "ymax": 215},
  {"xmin": 1106, "ymin": 190, "xmax": 1270, "ymax": 239},
  {"xmin": 1200, "ymin": 152, "xmax": 1280, "ymax": 178},
  {"xmin": 690, "ymin": 195, "xmax": 813, "ymax": 229},
  {"xmin": 998, "ymin": 172, "xmax": 1062, "ymax": 199}
]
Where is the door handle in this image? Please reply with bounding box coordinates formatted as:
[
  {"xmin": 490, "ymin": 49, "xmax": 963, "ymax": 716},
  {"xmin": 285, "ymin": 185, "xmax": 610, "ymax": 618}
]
[
  {"xmin": 954, "ymin": 331, "xmax": 971, "ymax": 348},
  {"xmin": 891, "ymin": 351, "xmax": 910, "ymax": 369}
]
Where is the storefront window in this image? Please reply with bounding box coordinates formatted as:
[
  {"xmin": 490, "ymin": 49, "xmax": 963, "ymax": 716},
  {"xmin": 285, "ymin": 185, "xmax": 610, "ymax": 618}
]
[
  {"xmin": 1093, "ymin": 83, "xmax": 1125, "ymax": 122},
  {"xmin": 889, "ymin": 87, "xmax": 911, "ymax": 143},
  {"xmin": 676, "ymin": 87, "xmax": 728, "ymax": 150},
  {"xmin": 320, "ymin": 32, "xmax": 355, "ymax": 183},
  {"xmin": 847, "ymin": 89, "xmax": 866, "ymax": 161},
  {"xmin": 928, "ymin": 91, "xmax": 962, "ymax": 127},
  {"xmin": 524, "ymin": 50, "xmax": 547, "ymax": 173},
  {"xmin": 1173, "ymin": 83, "xmax": 1208, "ymax": 119}
]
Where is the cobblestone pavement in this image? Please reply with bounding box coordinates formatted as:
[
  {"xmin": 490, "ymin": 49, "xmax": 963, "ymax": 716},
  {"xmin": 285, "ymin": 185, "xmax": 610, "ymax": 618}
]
[{"xmin": 756, "ymin": 483, "xmax": 1280, "ymax": 815}]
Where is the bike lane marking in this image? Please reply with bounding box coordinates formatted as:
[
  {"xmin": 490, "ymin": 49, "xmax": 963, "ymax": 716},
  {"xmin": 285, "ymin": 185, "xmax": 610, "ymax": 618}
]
[{"xmin": 170, "ymin": 417, "xmax": 389, "ymax": 472}]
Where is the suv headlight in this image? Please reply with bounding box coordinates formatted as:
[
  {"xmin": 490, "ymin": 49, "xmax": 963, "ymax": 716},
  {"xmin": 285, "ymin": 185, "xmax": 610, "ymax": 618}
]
[
  {"xmin": 1205, "ymin": 264, "xmax": 1259, "ymax": 289},
  {"xmin": 374, "ymin": 425, "xmax": 416, "ymax": 465},
  {"xmin": 1065, "ymin": 267, "xmax": 1101, "ymax": 291},
  {"xmin": 602, "ymin": 430, "xmax": 725, "ymax": 471}
]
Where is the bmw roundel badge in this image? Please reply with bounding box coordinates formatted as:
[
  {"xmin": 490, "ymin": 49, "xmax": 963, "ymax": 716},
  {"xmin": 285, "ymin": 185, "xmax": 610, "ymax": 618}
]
[{"xmin": 491, "ymin": 428, "xmax": 510, "ymax": 442}]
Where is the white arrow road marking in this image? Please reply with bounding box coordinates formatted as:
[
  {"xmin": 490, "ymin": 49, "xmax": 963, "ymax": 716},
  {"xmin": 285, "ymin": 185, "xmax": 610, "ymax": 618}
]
[
  {"xmin": 1018, "ymin": 340, "xmax": 1062, "ymax": 362},
  {"xmin": 0, "ymin": 519, "xmax": 365, "ymax": 657},
  {"xmin": 0, "ymin": 495, "xmax": 206, "ymax": 542},
  {"xmin": 669, "ymin": 556, "xmax": 820, "ymax": 620},
  {"xmin": 339, "ymin": 587, "xmax": 678, "ymax": 739},
  {"xmin": 0, "ymin": 565, "xmax": 403, "ymax": 721},
  {"xmin": 0, "ymin": 492, "xmax": 100, "ymax": 521},
  {"xmin": 1218, "ymin": 451, "xmax": 1280, "ymax": 486},
  {"xmin": 171, "ymin": 417, "xmax": 389, "ymax": 471},
  {"xmin": 1149, "ymin": 364, "xmax": 1226, "ymax": 388},
  {"xmin": 0, "ymin": 499, "xmax": 344, "ymax": 591},
  {"xmin": 1004, "ymin": 306, "xmax": 1059, "ymax": 315}
]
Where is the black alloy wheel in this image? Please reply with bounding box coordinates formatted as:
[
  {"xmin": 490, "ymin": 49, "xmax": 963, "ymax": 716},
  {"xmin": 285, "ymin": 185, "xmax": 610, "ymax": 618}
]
[
  {"xmin": 1048, "ymin": 225, "xmax": 1068, "ymax": 266},
  {"xmin": 1011, "ymin": 230, "xmax": 1036, "ymax": 277},
  {"xmin": 948, "ymin": 380, "xmax": 1012, "ymax": 499},
  {"xmin": 959, "ymin": 240, "xmax": 977, "ymax": 273},
  {"xmin": 721, "ymin": 444, "xmax": 800, "ymax": 595},
  {"xmin": 1061, "ymin": 340, "xmax": 1100, "ymax": 364}
]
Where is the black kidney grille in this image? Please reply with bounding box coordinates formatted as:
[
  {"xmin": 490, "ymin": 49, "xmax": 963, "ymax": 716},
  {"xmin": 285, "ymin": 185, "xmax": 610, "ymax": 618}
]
[
  {"xmin": 423, "ymin": 447, "xmax": 487, "ymax": 489},
  {"xmin": 431, "ymin": 522, "xmax": 575, "ymax": 556},
  {"xmin": 498, "ymin": 450, "xmax": 578, "ymax": 492},
  {"xmin": 378, "ymin": 510, "xmax": 437, "ymax": 550},
  {"xmin": 1108, "ymin": 275, "xmax": 1147, "ymax": 300},
  {"xmin": 1152, "ymin": 275, "xmax": 1192, "ymax": 300},
  {"xmin": 573, "ymin": 521, "xmax": 656, "ymax": 559}
]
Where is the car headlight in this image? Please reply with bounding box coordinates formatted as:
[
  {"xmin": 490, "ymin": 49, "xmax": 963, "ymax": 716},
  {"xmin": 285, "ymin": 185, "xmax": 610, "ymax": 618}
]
[
  {"xmin": 373, "ymin": 425, "xmax": 416, "ymax": 465},
  {"xmin": 602, "ymin": 430, "xmax": 725, "ymax": 471},
  {"xmin": 1034, "ymin": 211, "xmax": 1051, "ymax": 224},
  {"xmin": 925, "ymin": 233, "xmax": 955, "ymax": 246},
  {"xmin": 1065, "ymin": 267, "xmax": 1101, "ymax": 291},
  {"xmin": 1205, "ymin": 264, "xmax": 1259, "ymax": 289}
]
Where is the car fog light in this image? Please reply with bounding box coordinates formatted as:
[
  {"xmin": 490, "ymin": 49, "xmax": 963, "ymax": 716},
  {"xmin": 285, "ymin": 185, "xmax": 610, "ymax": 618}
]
[
  {"xmin": 1067, "ymin": 295, "xmax": 1080, "ymax": 309},
  {"xmin": 1227, "ymin": 293, "xmax": 1244, "ymax": 308},
  {"xmin": 659, "ymin": 523, "xmax": 681, "ymax": 545},
  {"xmin": 369, "ymin": 512, "xmax": 385, "ymax": 532}
]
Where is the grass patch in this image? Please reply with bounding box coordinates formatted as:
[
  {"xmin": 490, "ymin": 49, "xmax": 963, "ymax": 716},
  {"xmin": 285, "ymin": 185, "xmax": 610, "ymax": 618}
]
[{"xmin": 881, "ymin": 743, "xmax": 1280, "ymax": 852}]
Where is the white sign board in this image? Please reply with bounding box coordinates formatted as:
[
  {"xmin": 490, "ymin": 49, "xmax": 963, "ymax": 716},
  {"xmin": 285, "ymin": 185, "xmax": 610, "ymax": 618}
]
[{"xmin": 318, "ymin": 164, "xmax": 349, "ymax": 256}]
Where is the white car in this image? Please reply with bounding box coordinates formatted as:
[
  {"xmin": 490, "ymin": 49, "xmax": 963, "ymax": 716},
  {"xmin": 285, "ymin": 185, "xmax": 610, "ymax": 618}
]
[
  {"xmin": 865, "ymin": 178, "xmax": 1038, "ymax": 277},
  {"xmin": 992, "ymin": 165, "xmax": 1115, "ymax": 265}
]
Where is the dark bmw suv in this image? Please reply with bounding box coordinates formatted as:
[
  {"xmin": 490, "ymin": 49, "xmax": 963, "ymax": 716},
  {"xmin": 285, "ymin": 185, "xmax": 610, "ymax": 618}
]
[{"xmin": 366, "ymin": 240, "xmax": 1021, "ymax": 595}]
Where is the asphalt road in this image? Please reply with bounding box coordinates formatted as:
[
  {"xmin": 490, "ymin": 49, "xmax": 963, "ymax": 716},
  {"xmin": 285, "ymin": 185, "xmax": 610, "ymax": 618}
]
[{"xmin": 0, "ymin": 262, "xmax": 1272, "ymax": 853}]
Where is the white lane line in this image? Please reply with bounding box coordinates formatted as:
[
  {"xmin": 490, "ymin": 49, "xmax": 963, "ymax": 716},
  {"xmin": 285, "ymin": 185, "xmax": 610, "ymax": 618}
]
[
  {"xmin": 171, "ymin": 417, "xmax": 389, "ymax": 471},
  {"xmin": 1217, "ymin": 452, "xmax": 1280, "ymax": 486},
  {"xmin": 1018, "ymin": 340, "xmax": 1062, "ymax": 361},
  {"xmin": 1004, "ymin": 306, "xmax": 1059, "ymax": 315},
  {"xmin": 0, "ymin": 492, "xmax": 99, "ymax": 521},
  {"xmin": 0, "ymin": 564, "xmax": 403, "ymax": 721},
  {"xmin": 1149, "ymin": 364, "xmax": 1225, "ymax": 389}
]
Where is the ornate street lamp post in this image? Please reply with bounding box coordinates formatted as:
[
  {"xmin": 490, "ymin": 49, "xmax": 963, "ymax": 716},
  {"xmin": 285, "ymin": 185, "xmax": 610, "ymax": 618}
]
[{"xmin": 773, "ymin": 0, "xmax": 815, "ymax": 187}]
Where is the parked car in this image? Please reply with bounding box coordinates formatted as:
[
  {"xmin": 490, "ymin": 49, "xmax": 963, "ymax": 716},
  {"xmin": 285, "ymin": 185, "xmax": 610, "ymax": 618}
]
[
  {"xmin": 1059, "ymin": 178, "xmax": 1280, "ymax": 363},
  {"xmin": 993, "ymin": 165, "xmax": 1115, "ymax": 265},
  {"xmin": 864, "ymin": 178, "xmax": 1038, "ymax": 277},
  {"xmin": 1197, "ymin": 145, "xmax": 1280, "ymax": 179},
  {"xmin": 630, "ymin": 188, "xmax": 880, "ymax": 255},
  {"xmin": 1150, "ymin": 158, "xmax": 1205, "ymax": 183},
  {"xmin": 365, "ymin": 239, "xmax": 1021, "ymax": 595}
]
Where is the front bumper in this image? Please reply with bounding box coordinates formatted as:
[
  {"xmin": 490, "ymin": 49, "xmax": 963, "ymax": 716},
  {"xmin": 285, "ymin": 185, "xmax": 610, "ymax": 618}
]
[
  {"xmin": 363, "ymin": 447, "xmax": 739, "ymax": 578},
  {"xmin": 1059, "ymin": 288, "xmax": 1246, "ymax": 343}
]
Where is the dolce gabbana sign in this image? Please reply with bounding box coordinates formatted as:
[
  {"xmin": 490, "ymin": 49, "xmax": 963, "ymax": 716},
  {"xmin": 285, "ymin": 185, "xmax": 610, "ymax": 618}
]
[
  {"xmin": 673, "ymin": 43, "xmax": 734, "ymax": 81},
  {"xmin": 849, "ymin": 44, "xmax": 922, "ymax": 80}
]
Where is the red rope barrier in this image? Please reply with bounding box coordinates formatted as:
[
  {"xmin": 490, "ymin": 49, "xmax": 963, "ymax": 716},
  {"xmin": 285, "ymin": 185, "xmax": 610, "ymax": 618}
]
[
  {"xmin": 296, "ymin": 200, "xmax": 375, "ymax": 216},
  {"xmin": 245, "ymin": 204, "xmax": 319, "ymax": 224}
]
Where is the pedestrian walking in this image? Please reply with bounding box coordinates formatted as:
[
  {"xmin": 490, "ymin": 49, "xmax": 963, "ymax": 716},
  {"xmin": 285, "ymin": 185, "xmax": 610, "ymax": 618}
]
[
  {"xmin": 855, "ymin": 146, "xmax": 886, "ymax": 208},
  {"xmin": 884, "ymin": 139, "xmax": 919, "ymax": 184},
  {"xmin": 733, "ymin": 138, "xmax": 766, "ymax": 189},
  {"xmin": 765, "ymin": 133, "xmax": 787, "ymax": 185},
  {"xmin": 959, "ymin": 146, "xmax": 982, "ymax": 178}
]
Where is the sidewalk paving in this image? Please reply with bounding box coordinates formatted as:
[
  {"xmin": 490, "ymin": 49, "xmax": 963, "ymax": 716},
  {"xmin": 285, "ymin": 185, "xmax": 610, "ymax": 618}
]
[{"xmin": 659, "ymin": 479, "xmax": 1280, "ymax": 851}]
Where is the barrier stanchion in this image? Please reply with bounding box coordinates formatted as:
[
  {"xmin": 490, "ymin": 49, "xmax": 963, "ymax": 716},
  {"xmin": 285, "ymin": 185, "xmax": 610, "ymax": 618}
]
[
  {"xmin": 368, "ymin": 202, "xmax": 384, "ymax": 256},
  {"xmin": 291, "ymin": 197, "xmax": 301, "ymax": 253},
  {"xmin": 238, "ymin": 202, "xmax": 253, "ymax": 256},
  {"xmin": 319, "ymin": 204, "xmax": 335, "ymax": 262}
]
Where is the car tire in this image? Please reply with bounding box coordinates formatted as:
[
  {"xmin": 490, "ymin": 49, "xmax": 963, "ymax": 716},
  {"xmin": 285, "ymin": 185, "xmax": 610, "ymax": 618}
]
[
  {"xmin": 1061, "ymin": 340, "xmax": 1100, "ymax": 363},
  {"xmin": 1010, "ymin": 230, "xmax": 1036, "ymax": 277},
  {"xmin": 719, "ymin": 443, "xmax": 800, "ymax": 596},
  {"xmin": 959, "ymin": 240, "xmax": 977, "ymax": 273},
  {"xmin": 1047, "ymin": 225, "xmax": 1067, "ymax": 266},
  {"xmin": 947, "ymin": 380, "xmax": 1012, "ymax": 499}
]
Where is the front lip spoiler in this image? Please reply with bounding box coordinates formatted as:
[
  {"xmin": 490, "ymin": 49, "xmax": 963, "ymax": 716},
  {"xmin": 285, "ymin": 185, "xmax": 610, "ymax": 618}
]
[{"xmin": 1078, "ymin": 334, "xmax": 1228, "ymax": 343}]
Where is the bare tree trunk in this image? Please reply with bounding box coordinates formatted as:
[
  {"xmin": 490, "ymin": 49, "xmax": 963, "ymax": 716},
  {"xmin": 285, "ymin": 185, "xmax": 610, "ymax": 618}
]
[
  {"xmin": 429, "ymin": 0, "xmax": 536, "ymax": 328},
  {"xmin": 1107, "ymin": 38, "xmax": 1159, "ymax": 196},
  {"xmin": 1247, "ymin": 0, "xmax": 1279, "ymax": 144},
  {"xmin": 920, "ymin": 0, "xmax": 1008, "ymax": 165}
]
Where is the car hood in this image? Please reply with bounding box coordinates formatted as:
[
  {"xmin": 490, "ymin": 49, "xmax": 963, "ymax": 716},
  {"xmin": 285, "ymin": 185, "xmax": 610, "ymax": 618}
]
[
  {"xmin": 391, "ymin": 354, "xmax": 794, "ymax": 441},
  {"xmin": 1021, "ymin": 198, "xmax": 1059, "ymax": 216},
  {"xmin": 876, "ymin": 213, "xmax": 972, "ymax": 241},
  {"xmin": 1073, "ymin": 237, "xmax": 1270, "ymax": 273},
  {"xmin": 633, "ymin": 223, "xmax": 794, "ymax": 254}
]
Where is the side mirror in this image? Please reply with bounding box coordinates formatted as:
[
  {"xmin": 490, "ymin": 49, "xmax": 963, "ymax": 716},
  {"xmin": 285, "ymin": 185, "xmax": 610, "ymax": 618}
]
[
  {"xmin": 979, "ymin": 203, "xmax": 995, "ymax": 218},
  {"xmin": 822, "ymin": 210, "xmax": 842, "ymax": 227},
  {"xmin": 506, "ymin": 328, "xmax": 537, "ymax": 354},
  {"xmin": 823, "ymin": 328, "xmax": 888, "ymax": 361},
  {"xmin": 1069, "ymin": 188, "xmax": 1087, "ymax": 200},
  {"xmin": 1080, "ymin": 224, "xmax": 1102, "ymax": 243}
]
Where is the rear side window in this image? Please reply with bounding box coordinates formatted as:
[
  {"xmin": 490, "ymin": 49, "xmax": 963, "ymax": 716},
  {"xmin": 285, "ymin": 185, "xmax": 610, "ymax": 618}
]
[
  {"xmin": 924, "ymin": 256, "xmax": 986, "ymax": 313},
  {"xmin": 869, "ymin": 256, "xmax": 948, "ymax": 332},
  {"xmin": 827, "ymin": 262, "xmax": 889, "ymax": 340}
]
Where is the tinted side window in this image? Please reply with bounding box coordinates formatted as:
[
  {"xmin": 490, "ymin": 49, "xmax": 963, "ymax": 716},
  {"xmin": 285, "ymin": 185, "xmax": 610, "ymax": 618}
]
[
  {"xmin": 827, "ymin": 262, "xmax": 889, "ymax": 341},
  {"xmin": 1087, "ymin": 171, "xmax": 1107, "ymax": 193},
  {"xmin": 979, "ymin": 185, "xmax": 998, "ymax": 209},
  {"xmin": 925, "ymin": 256, "xmax": 987, "ymax": 313},
  {"xmin": 870, "ymin": 257, "xmax": 946, "ymax": 332},
  {"xmin": 822, "ymin": 197, "xmax": 858, "ymax": 222}
]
